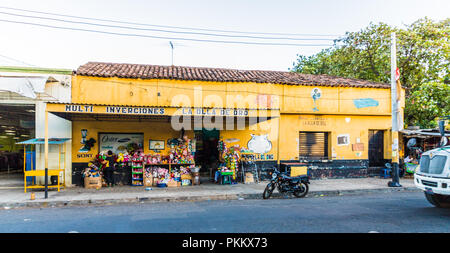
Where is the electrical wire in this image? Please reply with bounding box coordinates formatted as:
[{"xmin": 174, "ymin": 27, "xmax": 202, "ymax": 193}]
[
  {"xmin": 0, "ymin": 6, "xmax": 343, "ymax": 37},
  {"xmin": 0, "ymin": 18, "xmax": 334, "ymax": 47},
  {"xmin": 0, "ymin": 11, "xmax": 337, "ymax": 42},
  {"xmin": 0, "ymin": 53, "xmax": 37, "ymax": 67}
]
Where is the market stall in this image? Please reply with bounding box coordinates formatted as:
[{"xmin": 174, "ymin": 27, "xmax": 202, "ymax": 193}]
[
  {"xmin": 17, "ymin": 138, "xmax": 69, "ymax": 193},
  {"xmin": 215, "ymin": 139, "xmax": 260, "ymax": 185},
  {"xmin": 77, "ymin": 133, "xmax": 198, "ymax": 188}
]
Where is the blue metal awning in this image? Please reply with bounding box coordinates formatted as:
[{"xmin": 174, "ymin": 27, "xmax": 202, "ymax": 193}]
[{"xmin": 17, "ymin": 138, "xmax": 71, "ymax": 145}]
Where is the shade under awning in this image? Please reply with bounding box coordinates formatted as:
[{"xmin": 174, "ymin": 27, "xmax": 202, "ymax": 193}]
[
  {"xmin": 17, "ymin": 138, "xmax": 71, "ymax": 145},
  {"xmin": 400, "ymin": 129, "xmax": 450, "ymax": 137}
]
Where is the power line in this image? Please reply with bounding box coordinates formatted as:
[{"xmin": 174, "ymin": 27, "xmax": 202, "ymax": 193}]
[
  {"xmin": 0, "ymin": 10, "xmax": 337, "ymax": 42},
  {"xmin": 0, "ymin": 53, "xmax": 37, "ymax": 67},
  {"xmin": 0, "ymin": 6, "xmax": 343, "ymax": 37},
  {"xmin": 0, "ymin": 18, "xmax": 334, "ymax": 47}
]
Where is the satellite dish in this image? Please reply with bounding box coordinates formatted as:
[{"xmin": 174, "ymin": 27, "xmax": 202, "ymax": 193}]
[
  {"xmin": 440, "ymin": 137, "xmax": 448, "ymax": 147},
  {"xmin": 406, "ymin": 138, "xmax": 417, "ymax": 150}
]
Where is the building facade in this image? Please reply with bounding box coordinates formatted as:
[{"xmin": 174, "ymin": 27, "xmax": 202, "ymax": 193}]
[
  {"xmin": 44, "ymin": 62, "xmax": 405, "ymax": 186},
  {"xmin": 0, "ymin": 66, "xmax": 72, "ymax": 186}
]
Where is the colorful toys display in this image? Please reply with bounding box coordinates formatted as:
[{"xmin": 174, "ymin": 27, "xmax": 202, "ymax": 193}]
[
  {"xmin": 217, "ymin": 140, "xmax": 241, "ymax": 181},
  {"xmin": 89, "ymin": 135, "xmax": 200, "ymax": 187}
]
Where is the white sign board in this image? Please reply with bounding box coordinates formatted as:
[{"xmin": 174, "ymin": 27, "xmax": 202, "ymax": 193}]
[{"xmin": 99, "ymin": 133, "xmax": 144, "ymax": 154}]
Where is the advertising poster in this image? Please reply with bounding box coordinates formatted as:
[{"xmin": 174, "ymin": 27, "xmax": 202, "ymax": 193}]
[{"xmin": 99, "ymin": 133, "xmax": 144, "ymax": 154}]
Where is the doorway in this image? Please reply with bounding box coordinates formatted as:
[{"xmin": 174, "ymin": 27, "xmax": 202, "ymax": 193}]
[
  {"xmin": 194, "ymin": 129, "xmax": 220, "ymax": 174},
  {"xmin": 0, "ymin": 104, "xmax": 36, "ymax": 188},
  {"xmin": 368, "ymin": 130, "xmax": 384, "ymax": 167}
]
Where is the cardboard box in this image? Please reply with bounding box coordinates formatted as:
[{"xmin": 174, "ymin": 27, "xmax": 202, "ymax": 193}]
[
  {"xmin": 144, "ymin": 175, "xmax": 153, "ymax": 187},
  {"xmin": 181, "ymin": 174, "xmax": 192, "ymax": 180},
  {"xmin": 84, "ymin": 176, "xmax": 102, "ymax": 189},
  {"xmin": 245, "ymin": 173, "xmax": 254, "ymax": 184},
  {"xmin": 167, "ymin": 181, "xmax": 178, "ymax": 187}
]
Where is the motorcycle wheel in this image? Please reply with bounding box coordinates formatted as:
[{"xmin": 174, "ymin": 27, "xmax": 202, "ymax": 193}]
[
  {"xmin": 293, "ymin": 182, "xmax": 309, "ymax": 198},
  {"xmin": 263, "ymin": 183, "xmax": 275, "ymax": 199}
]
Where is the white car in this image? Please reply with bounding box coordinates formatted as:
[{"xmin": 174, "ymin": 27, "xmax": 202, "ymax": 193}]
[{"xmin": 414, "ymin": 146, "xmax": 450, "ymax": 207}]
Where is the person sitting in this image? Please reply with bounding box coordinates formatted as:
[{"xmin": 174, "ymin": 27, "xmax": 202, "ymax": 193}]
[{"xmin": 404, "ymin": 155, "xmax": 414, "ymax": 164}]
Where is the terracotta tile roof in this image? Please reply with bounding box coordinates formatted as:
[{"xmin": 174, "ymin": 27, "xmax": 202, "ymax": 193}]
[{"xmin": 75, "ymin": 62, "xmax": 391, "ymax": 89}]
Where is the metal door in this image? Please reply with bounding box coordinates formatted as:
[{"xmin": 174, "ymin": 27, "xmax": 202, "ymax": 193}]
[{"xmin": 368, "ymin": 130, "xmax": 384, "ymax": 166}]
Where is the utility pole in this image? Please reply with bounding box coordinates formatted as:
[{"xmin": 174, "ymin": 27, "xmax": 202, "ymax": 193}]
[
  {"xmin": 170, "ymin": 41, "xmax": 174, "ymax": 66},
  {"xmin": 388, "ymin": 32, "xmax": 402, "ymax": 187}
]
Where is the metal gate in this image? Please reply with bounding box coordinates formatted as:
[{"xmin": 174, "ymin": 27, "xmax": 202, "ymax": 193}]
[
  {"xmin": 368, "ymin": 130, "xmax": 384, "ymax": 166},
  {"xmin": 299, "ymin": 132, "xmax": 329, "ymax": 159}
]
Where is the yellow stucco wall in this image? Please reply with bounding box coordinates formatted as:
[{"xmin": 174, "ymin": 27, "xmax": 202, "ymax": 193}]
[
  {"xmin": 280, "ymin": 114, "xmax": 393, "ymax": 161},
  {"xmin": 71, "ymin": 76, "xmax": 282, "ymax": 110},
  {"xmin": 72, "ymin": 118, "xmax": 277, "ymax": 163},
  {"xmin": 72, "ymin": 76, "xmax": 399, "ymax": 116},
  {"xmin": 72, "ymin": 120, "xmax": 193, "ymax": 163},
  {"xmin": 69, "ymin": 75, "xmax": 403, "ymax": 164}
]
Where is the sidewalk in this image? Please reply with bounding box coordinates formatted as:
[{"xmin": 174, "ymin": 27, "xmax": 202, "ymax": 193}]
[{"xmin": 0, "ymin": 177, "xmax": 420, "ymax": 209}]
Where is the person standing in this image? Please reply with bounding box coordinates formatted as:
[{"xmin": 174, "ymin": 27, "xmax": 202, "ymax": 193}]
[{"xmin": 103, "ymin": 150, "xmax": 116, "ymax": 187}]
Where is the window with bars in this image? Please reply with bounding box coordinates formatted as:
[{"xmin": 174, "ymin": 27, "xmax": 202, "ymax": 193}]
[{"xmin": 299, "ymin": 132, "xmax": 329, "ymax": 159}]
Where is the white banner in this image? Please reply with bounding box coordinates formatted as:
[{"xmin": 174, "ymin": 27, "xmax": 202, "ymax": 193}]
[{"xmin": 99, "ymin": 133, "xmax": 144, "ymax": 154}]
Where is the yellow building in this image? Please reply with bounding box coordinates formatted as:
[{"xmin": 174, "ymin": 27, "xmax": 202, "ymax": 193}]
[{"xmin": 46, "ymin": 62, "xmax": 405, "ymax": 185}]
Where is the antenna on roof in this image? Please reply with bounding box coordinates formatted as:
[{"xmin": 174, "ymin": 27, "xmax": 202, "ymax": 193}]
[{"xmin": 169, "ymin": 41, "xmax": 174, "ymax": 66}]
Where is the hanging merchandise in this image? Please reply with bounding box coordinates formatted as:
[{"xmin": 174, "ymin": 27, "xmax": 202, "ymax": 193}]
[
  {"xmin": 90, "ymin": 134, "xmax": 196, "ymax": 187},
  {"xmin": 216, "ymin": 141, "xmax": 241, "ymax": 184},
  {"xmin": 131, "ymin": 151, "xmax": 144, "ymax": 186}
]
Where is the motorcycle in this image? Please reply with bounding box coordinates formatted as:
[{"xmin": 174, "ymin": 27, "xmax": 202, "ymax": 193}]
[{"xmin": 263, "ymin": 167, "xmax": 310, "ymax": 199}]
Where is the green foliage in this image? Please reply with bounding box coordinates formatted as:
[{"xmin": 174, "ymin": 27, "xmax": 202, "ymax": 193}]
[
  {"xmin": 291, "ymin": 18, "xmax": 449, "ymax": 128},
  {"xmin": 405, "ymin": 82, "xmax": 450, "ymax": 129}
]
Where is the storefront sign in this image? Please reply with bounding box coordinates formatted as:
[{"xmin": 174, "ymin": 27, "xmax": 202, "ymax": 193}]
[
  {"xmin": 105, "ymin": 106, "xmax": 165, "ymax": 115},
  {"xmin": 77, "ymin": 153, "xmax": 93, "ymax": 159},
  {"xmin": 179, "ymin": 108, "xmax": 249, "ymax": 116},
  {"xmin": 254, "ymin": 154, "xmax": 274, "ymax": 160},
  {"xmin": 65, "ymin": 104, "xmax": 94, "ymax": 113},
  {"xmin": 64, "ymin": 104, "xmax": 165, "ymax": 115},
  {"xmin": 300, "ymin": 115, "xmax": 328, "ymax": 126},
  {"xmin": 99, "ymin": 133, "xmax": 144, "ymax": 154},
  {"xmin": 50, "ymin": 103, "xmax": 279, "ymax": 119}
]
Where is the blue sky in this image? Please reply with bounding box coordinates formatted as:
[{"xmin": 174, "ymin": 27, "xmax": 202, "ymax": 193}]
[{"xmin": 0, "ymin": 0, "xmax": 448, "ymax": 71}]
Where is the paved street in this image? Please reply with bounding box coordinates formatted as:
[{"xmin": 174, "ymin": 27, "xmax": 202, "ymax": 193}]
[{"xmin": 0, "ymin": 191, "xmax": 449, "ymax": 233}]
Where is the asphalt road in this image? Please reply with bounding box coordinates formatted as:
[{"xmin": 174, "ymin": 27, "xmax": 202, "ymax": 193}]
[{"xmin": 0, "ymin": 191, "xmax": 449, "ymax": 233}]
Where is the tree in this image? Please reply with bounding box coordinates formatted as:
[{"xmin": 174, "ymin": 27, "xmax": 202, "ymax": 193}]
[
  {"xmin": 291, "ymin": 18, "xmax": 449, "ymax": 128},
  {"xmin": 405, "ymin": 82, "xmax": 450, "ymax": 129}
]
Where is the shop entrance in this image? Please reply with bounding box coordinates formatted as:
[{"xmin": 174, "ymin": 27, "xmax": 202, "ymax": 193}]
[
  {"xmin": 368, "ymin": 130, "xmax": 384, "ymax": 167},
  {"xmin": 194, "ymin": 128, "xmax": 220, "ymax": 174},
  {"xmin": 0, "ymin": 104, "xmax": 35, "ymax": 187}
]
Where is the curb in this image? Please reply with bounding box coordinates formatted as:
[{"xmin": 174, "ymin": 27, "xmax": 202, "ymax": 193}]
[{"xmin": 0, "ymin": 187, "xmax": 422, "ymax": 210}]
